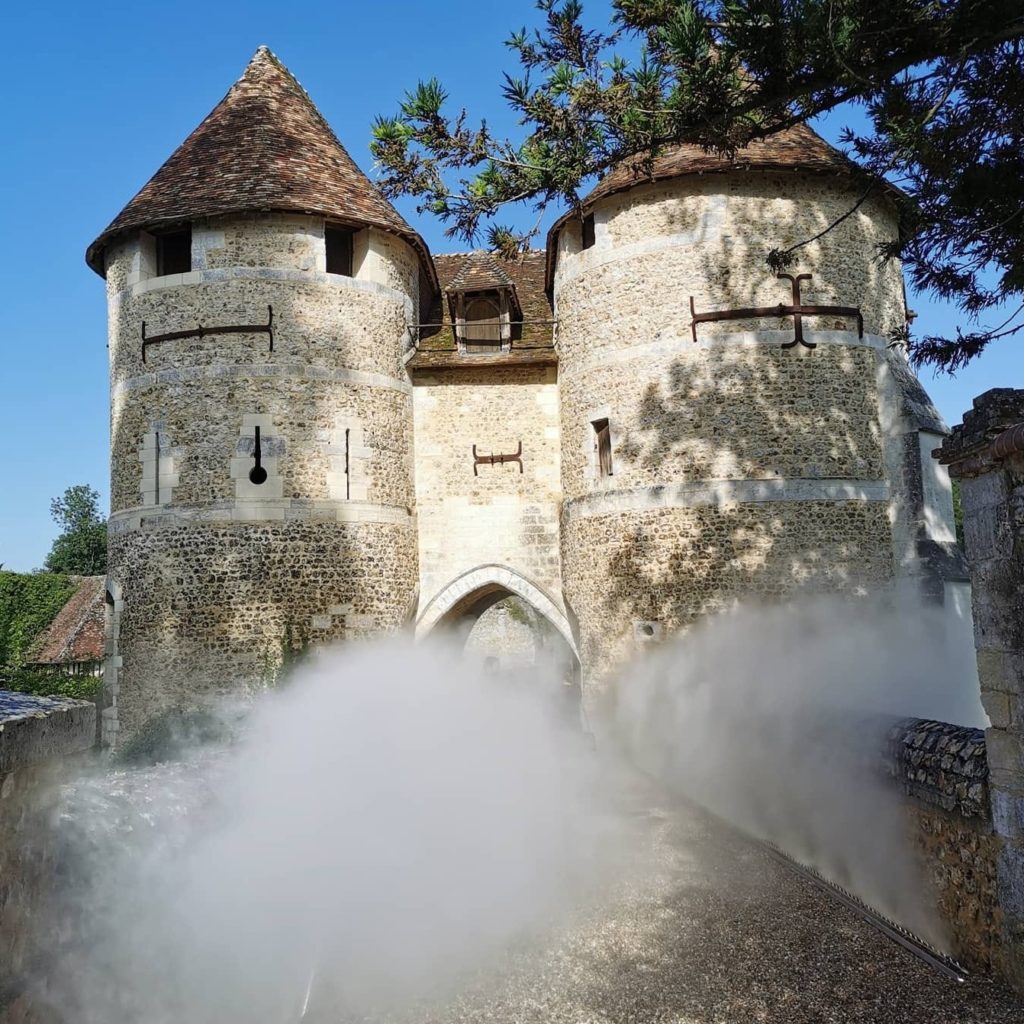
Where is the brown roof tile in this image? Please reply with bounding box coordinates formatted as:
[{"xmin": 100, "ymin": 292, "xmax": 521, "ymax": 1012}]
[
  {"xmin": 86, "ymin": 47, "xmax": 436, "ymax": 290},
  {"xmin": 30, "ymin": 577, "xmax": 105, "ymax": 665},
  {"xmin": 448, "ymin": 252, "xmax": 516, "ymax": 292}
]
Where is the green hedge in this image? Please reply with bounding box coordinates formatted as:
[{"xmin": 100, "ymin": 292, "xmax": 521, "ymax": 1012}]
[
  {"xmin": 0, "ymin": 665, "xmax": 102, "ymax": 703},
  {"xmin": 0, "ymin": 571, "xmax": 77, "ymax": 669}
]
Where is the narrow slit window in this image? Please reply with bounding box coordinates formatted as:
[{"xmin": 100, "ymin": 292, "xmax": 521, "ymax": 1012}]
[
  {"xmin": 156, "ymin": 227, "xmax": 192, "ymax": 276},
  {"xmin": 325, "ymin": 226, "xmax": 354, "ymax": 276},
  {"xmin": 593, "ymin": 418, "xmax": 612, "ymax": 477},
  {"xmin": 154, "ymin": 432, "xmax": 161, "ymax": 505},
  {"xmin": 344, "ymin": 427, "xmax": 351, "ymax": 500},
  {"xmin": 581, "ymin": 213, "xmax": 596, "ymax": 251}
]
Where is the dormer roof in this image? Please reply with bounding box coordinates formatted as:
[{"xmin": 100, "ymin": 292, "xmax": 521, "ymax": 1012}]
[
  {"xmin": 447, "ymin": 252, "xmax": 517, "ymax": 293},
  {"xmin": 444, "ymin": 252, "xmax": 522, "ymax": 319},
  {"xmin": 86, "ymin": 46, "xmax": 436, "ymax": 290}
]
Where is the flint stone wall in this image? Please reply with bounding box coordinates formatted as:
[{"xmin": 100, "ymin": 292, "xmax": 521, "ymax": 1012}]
[
  {"xmin": 885, "ymin": 717, "xmax": 1001, "ymax": 970},
  {"xmin": 562, "ymin": 501, "xmax": 893, "ymax": 685},
  {"xmin": 108, "ymin": 519, "xmax": 416, "ymax": 736},
  {"xmin": 554, "ymin": 174, "xmax": 906, "ymax": 364},
  {"xmin": 0, "ymin": 693, "xmax": 95, "ymax": 1024}
]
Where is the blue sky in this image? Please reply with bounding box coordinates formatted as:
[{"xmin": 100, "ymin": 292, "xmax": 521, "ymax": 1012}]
[{"xmin": 1, "ymin": 0, "xmax": 1019, "ymax": 571}]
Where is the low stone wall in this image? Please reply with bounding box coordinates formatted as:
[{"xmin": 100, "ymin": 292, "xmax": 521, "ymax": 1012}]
[
  {"xmin": 0, "ymin": 692, "xmax": 95, "ymax": 1023},
  {"xmin": 885, "ymin": 718, "xmax": 1001, "ymax": 968}
]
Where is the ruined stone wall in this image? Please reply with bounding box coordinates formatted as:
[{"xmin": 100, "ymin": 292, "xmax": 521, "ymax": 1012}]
[
  {"xmin": 104, "ymin": 214, "xmax": 420, "ymax": 740},
  {"xmin": 412, "ymin": 366, "xmax": 562, "ymax": 613},
  {"xmin": 0, "ymin": 694, "xmax": 95, "ymax": 1024},
  {"xmin": 886, "ymin": 718, "xmax": 1002, "ymax": 969},
  {"xmin": 553, "ymin": 172, "xmax": 905, "ymax": 692}
]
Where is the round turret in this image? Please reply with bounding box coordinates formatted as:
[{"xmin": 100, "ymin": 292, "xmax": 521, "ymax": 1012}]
[
  {"xmin": 90, "ymin": 48, "xmax": 433, "ymax": 742},
  {"xmin": 550, "ymin": 125, "xmax": 911, "ymax": 689}
]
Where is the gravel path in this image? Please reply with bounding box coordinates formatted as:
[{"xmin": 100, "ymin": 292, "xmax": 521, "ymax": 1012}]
[{"xmin": 348, "ymin": 782, "xmax": 1023, "ymax": 1024}]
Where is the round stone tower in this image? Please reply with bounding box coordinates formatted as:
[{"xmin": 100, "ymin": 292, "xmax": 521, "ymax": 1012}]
[
  {"xmin": 549, "ymin": 124, "xmax": 943, "ymax": 696},
  {"xmin": 87, "ymin": 48, "xmax": 435, "ymax": 742}
]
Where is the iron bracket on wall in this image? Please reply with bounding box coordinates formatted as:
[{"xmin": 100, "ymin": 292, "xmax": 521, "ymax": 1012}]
[
  {"xmin": 473, "ymin": 441, "xmax": 523, "ymax": 476},
  {"xmin": 141, "ymin": 305, "xmax": 274, "ymax": 362},
  {"xmin": 689, "ymin": 274, "xmax": 863, "ymax": 350}
]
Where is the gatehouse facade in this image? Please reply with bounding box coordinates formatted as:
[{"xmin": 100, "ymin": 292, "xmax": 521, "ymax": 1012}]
[{"xmin": 88, "ymin": 47, "xmax": 968, "ymax": 741}]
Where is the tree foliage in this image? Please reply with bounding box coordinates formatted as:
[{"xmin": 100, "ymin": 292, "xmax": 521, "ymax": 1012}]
[
  {"xmin": 44, "ymin": 484, "xmax": 107, "ymax": 575},
  {"xmin": 372, "ymin": 0, "xmax": 1023, "ymax": 370}
]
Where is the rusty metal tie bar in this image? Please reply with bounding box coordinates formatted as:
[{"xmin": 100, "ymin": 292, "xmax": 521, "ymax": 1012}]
[
  {"xmin": 141, "ymin": 305, "xmax": 274, "ymax": 362},
  {"xmin": 473, "ymin": 441, "xmax": 523, "ymax": 476},
  {"xmin": 689, "ymin": 274, "xmax": 863, "ymax": 350}
]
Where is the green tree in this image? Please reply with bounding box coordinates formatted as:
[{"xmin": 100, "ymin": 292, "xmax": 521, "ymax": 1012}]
[
  {"xmin": 44, "ymin": 485, "xmax": 107, "ymax": 575},
  {"xmin": 372, "ymin": 0, "xmax": 1023, "ymax": 371}
]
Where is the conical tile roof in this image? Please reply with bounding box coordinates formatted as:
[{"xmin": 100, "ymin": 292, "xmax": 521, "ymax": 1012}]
[{"xmin": 87, "ymin": 46, "xmax": 435, "ymax": 287}]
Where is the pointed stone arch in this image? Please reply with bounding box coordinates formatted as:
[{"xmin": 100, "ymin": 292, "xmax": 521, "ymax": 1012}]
[{"xmin": 416, "ymin": 565, "xmax": 578, "ymax": 658}]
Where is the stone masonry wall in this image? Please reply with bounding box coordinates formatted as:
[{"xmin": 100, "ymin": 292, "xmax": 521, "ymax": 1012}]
[
  {"xmin": 886, "ymin": 718, "xmax": 1002, "ymax": 969},
  {"xmin": 464, "ymin": 599, "xmax": 539, "ymax": 670},
  {"xmin": 939, "ymin": 389, "xmax": 1024, "ymax": 990},
  {"xmin": 554, "ymin": 172, "xmax": 904, "ymax": 690},
  {"xmin": 108, "ymin": 520, "xmax": 416, "ymax": 735},
  {"xmin": 413, "ymin": 366, "xmax": 562, "ymax": 613},
  {"xmin": 562, "ymin": 501, "xmax": 893, "ymax": 684},
  {"xmin": 559, "ymin": 343, "xmax": 885, "ymax": 497},
  {"xmin": 555, "ymin": 173, "xmax": 906, "ymax": 361},
  {"xmin": 0, "ymin": 693, "xmax": 95, "ymax": 1024},
  {"xmin": 104, "ymin": 214, "xmax": 420, "ymax": 739}
]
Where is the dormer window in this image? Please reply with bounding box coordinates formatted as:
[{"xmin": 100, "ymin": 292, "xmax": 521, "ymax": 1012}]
[
  {"xmin": 325, "ymin": 225, "xmax": 354, "ymax": 276},
  {"xmin": 156, "ymin": 227, "xmax": 191, "ymax": 276},
  {"xmin": 581, "ymin": 213, "xmax": 596, "ymax": 251},
  {"xmin": 444, "ymin": 254, "xmax": 521, "ymax": 355}
]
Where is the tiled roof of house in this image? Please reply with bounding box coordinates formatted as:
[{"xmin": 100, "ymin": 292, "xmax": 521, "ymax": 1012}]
[
  {"xmin": 86, "ymin": 47, "xmax": 436, "ymax": 290},
  {"xmin": 418, "ymin": 250, "xmax": 553, "ymax": 351},
  {"xmin": 30, "ymin": 576, "xmax": 105, "ymax": 665},
  {"xmin": 545, "ymin": 123, "xmax": 894, "ymax": 290}
]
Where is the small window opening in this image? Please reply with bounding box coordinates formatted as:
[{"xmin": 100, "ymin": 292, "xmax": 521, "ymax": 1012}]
[
  {"xmin": 581, "ymin": 213, "xmax": 596, "ymax": 251},
  {"xmin": 326, "ymin": 225, "xmax": 354, "ymax": 276},
  {"xmin": 156, "ymin": 227, "xmax": 191, "ymax": 276},
  {"xmin": 593, "ymin": 418, "xmax": 612, "ymax": 477}
]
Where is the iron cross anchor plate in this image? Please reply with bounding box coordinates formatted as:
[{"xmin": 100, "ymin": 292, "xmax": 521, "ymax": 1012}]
[{"xmin": 689, "ymin": 274, "xmax": 864, "ymax": 349}]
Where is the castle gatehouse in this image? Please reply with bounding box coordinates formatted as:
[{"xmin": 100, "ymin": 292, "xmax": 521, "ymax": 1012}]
[{"xmin": 86, "ymin": 47, "xmax": 969, "ymax": 741}]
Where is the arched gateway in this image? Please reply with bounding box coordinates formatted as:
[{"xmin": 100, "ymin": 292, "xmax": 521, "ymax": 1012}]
[{"xmin": 415, "ymin": 564, "xmax": 578, "ymax": 658}]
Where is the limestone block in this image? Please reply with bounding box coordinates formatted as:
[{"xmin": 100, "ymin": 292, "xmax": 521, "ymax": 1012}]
[
  {"xmin": 983, "ymin": 691, "xmax": 1013, "ymax": 730},
  {"xmin": 987, "ymin": 728, "xmax": 1024, "ymax": 789},
  {"xmin": 992, "ymin": 791, "xmax": 1024, "ymax": 840}
]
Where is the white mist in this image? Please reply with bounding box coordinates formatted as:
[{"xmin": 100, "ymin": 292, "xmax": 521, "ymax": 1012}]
[{"xmin": 613, "ymin": 593, "xmax": 986, "ymax": 948}]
